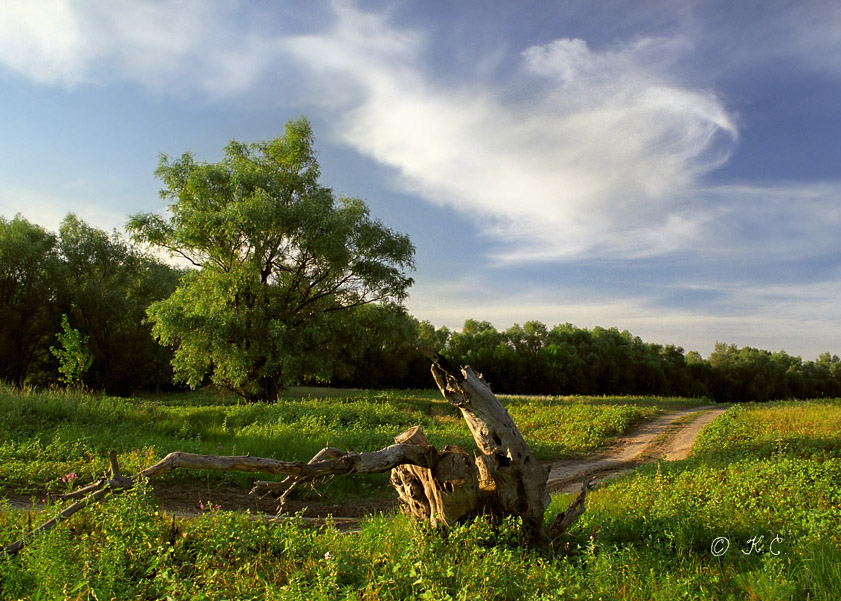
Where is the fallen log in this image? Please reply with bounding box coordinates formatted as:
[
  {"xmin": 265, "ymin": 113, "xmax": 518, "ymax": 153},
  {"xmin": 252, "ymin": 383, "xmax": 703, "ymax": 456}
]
[
  {"xmin": 137, "ymin": 443, "xmax": 431, "ymax": 480},
  {"xmin": 4, "ymin": 354, "xmax": 586, "ymax": 555}
]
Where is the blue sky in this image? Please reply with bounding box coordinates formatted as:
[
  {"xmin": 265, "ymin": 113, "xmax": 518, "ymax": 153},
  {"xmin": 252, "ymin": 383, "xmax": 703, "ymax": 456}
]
[{"xmin": 2, "ymin": 1, "xmax": 840, "ymax": 359}]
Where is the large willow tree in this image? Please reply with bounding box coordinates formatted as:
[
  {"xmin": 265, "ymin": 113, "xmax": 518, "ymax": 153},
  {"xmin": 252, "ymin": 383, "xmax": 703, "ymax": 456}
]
[{"xmin": 128, "ymin": 118, "xmax": 415, "ymax": 402}]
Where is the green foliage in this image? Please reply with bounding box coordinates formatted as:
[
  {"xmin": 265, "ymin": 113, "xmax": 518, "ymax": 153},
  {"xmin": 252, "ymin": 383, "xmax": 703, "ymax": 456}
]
[
  {"xmin": 691, "ymin": 398, "xmax": 841, "ymax": 461},
  {"xmin": 128, "ymin": 117, "xmax": 415, "ymax": 402},
  {"xmin": 414, "ymin": 319, "xmax": 841, "ymax": 401},
  {"xmin": 58, "ymin": 214, "xmax": 181, "ymax": 394},
  {"xmin": 507, "ymin": 399, "xmax": 660, "ymax": 457},
  {"xmin": 574, "ymin": 399, "xmax": 841, "ymax": 600},
  {"xmin": 4, "ymin": 203, "xmax": 840, "ymax": 401},
  {"xmin": 325, "ymin": 303, "xmax": 430, "ymax": 389},
  {"xmin": 440, "ymin": 320, "xmax": 704, "ymax": 397},
  {"xmin": 0, "ymin": 384, "xmax": 676, "ymax": 498},
  {"xmin": 50, "ymin": 314, "xmax": 93, "ymax": 387},
  {"xmin": 2, "ymin": 392, "xmax": 840, "ymax": 599},
  {"xmin": 0, "ymin": 213, "xmax": 180, "ymax": 393},
  {"xmin": 708, "ymin": 342, "xmax": 841, "ymax": 402},
  {"xmin": 0, "ymin": 215, "xmax": 63, "ymax": 384}
]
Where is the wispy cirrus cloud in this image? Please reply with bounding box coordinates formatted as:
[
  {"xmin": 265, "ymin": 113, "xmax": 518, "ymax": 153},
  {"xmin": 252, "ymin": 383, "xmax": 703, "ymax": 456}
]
[
  {"xmin": 0, "ymin": 0, "xmax": 288, "ymax": 97},
  {"xmin": 285, "ymin": 6, "xmax": 740, "ymax": 261}
]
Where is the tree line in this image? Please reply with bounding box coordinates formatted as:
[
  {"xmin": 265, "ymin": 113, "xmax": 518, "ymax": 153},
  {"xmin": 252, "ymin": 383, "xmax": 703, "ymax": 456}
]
[
  {"xmin": 3, "ymin": 212, "xmax": 839, "ymax": 402},
  {"xmin": 3, "ymin": 117, "xmax": 839, "ymax": 402},
  {"xmin": 323, "ymin": 311, "xmax": 841, "ymax": 402},
  {"xmin": 0, "ymin": 214, "xmax": 180, "ymax": 394}
]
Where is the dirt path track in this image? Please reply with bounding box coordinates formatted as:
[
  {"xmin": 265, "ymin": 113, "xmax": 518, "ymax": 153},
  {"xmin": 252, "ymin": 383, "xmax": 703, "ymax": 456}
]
[{"xmin": 546, "ymin": 405, "xmax": 727, "ymax": 494}]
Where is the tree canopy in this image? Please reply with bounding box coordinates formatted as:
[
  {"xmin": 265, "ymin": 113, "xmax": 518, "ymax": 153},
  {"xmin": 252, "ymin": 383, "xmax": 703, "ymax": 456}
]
[
  {"xmin": 128, "ymin": 117, "xmax": 415, "ymax": 401},
  {"xmin": 59, "ymin": 214, "xmax": 180, "ymax": 394},
  {"xmin": 0, "ymin": 215, "xmax": 62, "ymax": 384},
  {"xmin": 0, "ymin": 213, "xmax": 179, "ymax": 391}
]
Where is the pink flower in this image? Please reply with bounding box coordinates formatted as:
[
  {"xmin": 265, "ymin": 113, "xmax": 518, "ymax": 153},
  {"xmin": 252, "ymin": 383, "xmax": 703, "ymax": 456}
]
[
  {"xmin": 61, "ymin": 472, "xmax": 77, "ymax": 483},
  {"xmin": 198, "ymin": 499, "xmax": 221, "ymax": 512}
]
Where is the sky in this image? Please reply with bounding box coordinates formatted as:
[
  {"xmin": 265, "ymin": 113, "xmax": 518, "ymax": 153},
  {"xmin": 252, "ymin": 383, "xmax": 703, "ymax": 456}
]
[{"xmin": 1, "ymin": 0, "xmax": 840, "ymax": 360}]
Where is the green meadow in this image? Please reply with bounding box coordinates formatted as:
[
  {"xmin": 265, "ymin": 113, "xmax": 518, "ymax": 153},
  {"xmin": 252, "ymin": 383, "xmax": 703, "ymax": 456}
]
[
  {"xmin": 2, "ymin": 386, "xmax": 840, "ymax": 600},
  {"xmin": 0, "ymin": 384, "xmax": 684, "ymax": 498}
]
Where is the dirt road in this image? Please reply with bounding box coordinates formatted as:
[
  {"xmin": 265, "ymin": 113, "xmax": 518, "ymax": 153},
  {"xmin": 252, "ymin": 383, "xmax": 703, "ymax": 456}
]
[{"xmin": 546, "ymin": 405, "xmax": 728, "ymax": 494}]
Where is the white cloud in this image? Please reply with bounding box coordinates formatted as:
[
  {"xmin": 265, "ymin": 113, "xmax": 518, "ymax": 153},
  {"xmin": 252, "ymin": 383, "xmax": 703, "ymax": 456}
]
[
  {"xmin": 0, "ymin": 0, "xmax": 90, "ymax": 85},
  {"xmin": 286, "ymin": 7, "xmax": 739, "ymax": 261},
  {"xmin": 3, "ymin": 2, "xmax": 839, "ymax": 270},
  {"xmin": 0, "ymin": 1, "xmax": 285, "ymax": 97}
]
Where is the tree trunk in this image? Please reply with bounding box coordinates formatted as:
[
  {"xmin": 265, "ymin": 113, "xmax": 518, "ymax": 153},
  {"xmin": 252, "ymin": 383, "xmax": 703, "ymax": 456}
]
[{"xmin": 390, "ymin": 353, "xmax": 552, "ymax": 537}]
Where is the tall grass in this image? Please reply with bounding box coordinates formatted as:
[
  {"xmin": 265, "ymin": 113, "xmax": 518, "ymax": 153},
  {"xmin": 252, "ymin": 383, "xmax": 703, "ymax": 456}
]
[{"xmin": 577, "ymin": 399, "xmax": 841, "ymax": 600}]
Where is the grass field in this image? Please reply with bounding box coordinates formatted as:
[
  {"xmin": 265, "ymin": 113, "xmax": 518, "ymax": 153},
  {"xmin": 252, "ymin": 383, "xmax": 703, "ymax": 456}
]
[
  {"xmin": 2, "ymin": 387, "xmax": 839, "ymax": 600},
  {"xmin": 0, "ymin": 384, "xmax": 693, "ymax": 498}
]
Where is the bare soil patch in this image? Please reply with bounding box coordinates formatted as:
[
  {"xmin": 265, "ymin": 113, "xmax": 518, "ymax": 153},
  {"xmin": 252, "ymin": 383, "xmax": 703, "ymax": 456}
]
[{"xmin": 545, "ymin": 405, "xmax": 728, "ymax": 494}]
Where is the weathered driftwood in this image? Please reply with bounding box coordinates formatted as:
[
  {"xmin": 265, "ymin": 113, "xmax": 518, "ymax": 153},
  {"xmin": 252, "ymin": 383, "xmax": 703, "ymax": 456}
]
[
  {"xmin": 138, "ymin": 443, "xmax": 430, "ymax": 480},
  {"xmin": 390, "ymin": 426, "xmax": 479, "ymax": 527},
  {"xmin": 546, "ymin": 482, "xmax": 589, "ymax": 540},
  {"xmin": 5, "ymin": 355, "xmax": 586, "ymax": 555},
  {"xmin": 251, "ymin": 446, "xmax": 346, "ymax": 511},
  {"xmin": 427, "ymin": 353, "xmax": 552, "ymax": 535}
]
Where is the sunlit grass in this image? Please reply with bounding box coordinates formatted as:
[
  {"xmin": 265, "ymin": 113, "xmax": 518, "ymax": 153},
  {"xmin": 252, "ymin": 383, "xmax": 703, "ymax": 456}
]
[
  {"xmin": 0, "ymin": 383, "xmax": 671, "ymax": 498},
  {"xmin": 2, "ymin": 389, "xmax": 840, "ymax": 599},
  {"xmin": 574, "ymin": 399, "xmax": 841, "ymax": 600}
]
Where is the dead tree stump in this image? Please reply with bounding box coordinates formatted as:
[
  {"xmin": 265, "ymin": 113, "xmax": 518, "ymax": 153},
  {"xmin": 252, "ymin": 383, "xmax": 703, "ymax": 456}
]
[
  {"xmin": 390, "ymin": 426, "xmax": 479, "ymax": 527},
  {"xmin": 390, "ymin": 353, "xmax": 552, "ymax": 536}
]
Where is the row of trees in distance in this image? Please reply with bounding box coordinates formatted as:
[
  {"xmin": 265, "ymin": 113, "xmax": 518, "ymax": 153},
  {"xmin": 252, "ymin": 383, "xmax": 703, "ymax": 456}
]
[
  {"xmin": 3, "ymin": 117, "xmax": 839, "ymax": 402},
  {"xmin": 3, "ymin": 212, "xmax": 839, "ymax": 402}
]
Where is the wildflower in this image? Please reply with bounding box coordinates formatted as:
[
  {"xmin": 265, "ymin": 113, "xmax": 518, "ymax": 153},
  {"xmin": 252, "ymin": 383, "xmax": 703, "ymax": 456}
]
[
  {"xmin": 324, "ymin": 551, "xmax": 333, "ymax": 560},
  {"xmin": 61, "ymin": 471, "xmax": 77, "ymax": 484}
]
